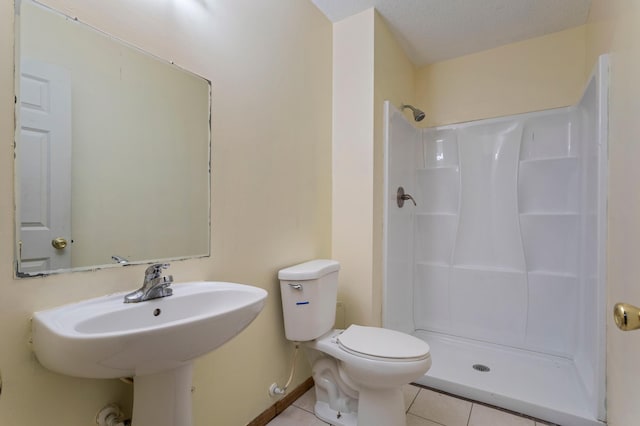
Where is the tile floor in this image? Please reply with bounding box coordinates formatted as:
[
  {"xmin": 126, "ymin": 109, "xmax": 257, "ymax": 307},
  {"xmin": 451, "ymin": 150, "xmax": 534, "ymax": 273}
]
[{"xmin": 267, "ymin": 384, "xmax": 554, "ymax": 426}]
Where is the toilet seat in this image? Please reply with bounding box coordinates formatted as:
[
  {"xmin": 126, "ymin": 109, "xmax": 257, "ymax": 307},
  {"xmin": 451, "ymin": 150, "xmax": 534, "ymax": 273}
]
[{"xmin": 337, "ymin": 325, "xmax": 430, "ymax": 362}]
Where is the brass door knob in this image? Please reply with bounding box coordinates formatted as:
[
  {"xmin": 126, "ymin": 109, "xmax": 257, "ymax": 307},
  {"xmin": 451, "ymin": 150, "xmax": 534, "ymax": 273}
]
[
  {"xmin": 51, "ymin": 237, "xmax": 68, "ymax": 250},
  {"xmin": 614, "ymin": 303, "xmax": 640, "ymax": 331}
]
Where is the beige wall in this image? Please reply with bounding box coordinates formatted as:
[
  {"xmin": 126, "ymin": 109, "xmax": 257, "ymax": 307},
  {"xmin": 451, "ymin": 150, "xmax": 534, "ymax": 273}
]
[
  {"xmin": 586, "ymin": 1, "xmax": 640, "ymax": 425},
  {"xmin": 416, "ymin": 26, "xmax": 588, "ymax": 127},
  {"xmin": 0, "ymin": 0, "xmax": 332, "ymax": 425},
  {"xmin": 332, "ymin": 9, "xmax": 375, "ymax": 327},
  {"xmin": 332, "ymin": 9, "xmax": 415, "ymax": 327}
]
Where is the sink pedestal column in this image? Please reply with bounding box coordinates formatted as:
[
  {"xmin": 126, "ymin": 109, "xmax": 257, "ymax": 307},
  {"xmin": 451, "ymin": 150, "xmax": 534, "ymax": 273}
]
[{"xmin": 132, "ymin": 363, "xmax": 194, "ymax": 426}]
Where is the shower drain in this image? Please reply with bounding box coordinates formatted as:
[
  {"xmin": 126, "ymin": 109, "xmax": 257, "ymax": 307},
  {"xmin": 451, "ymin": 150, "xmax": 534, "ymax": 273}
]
[{"xmin": 472, "ymin": 364, "xmax": 490, "ymax": 372}]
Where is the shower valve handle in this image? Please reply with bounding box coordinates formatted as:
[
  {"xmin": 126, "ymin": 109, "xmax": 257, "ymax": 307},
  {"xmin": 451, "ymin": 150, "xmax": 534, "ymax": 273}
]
[
  {"xmin": 401, "ymin": 194, "xmax": 417, "ymax": 205},
  {"xmin": 397, "ymin": 187, "xmax": 417, "ymax": 208}
]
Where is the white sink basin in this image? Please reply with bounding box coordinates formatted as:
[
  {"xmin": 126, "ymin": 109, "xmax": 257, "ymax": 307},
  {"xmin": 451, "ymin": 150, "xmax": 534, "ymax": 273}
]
[
  {"xmin": 33, "ymin": 281, "xmax": 267, "ymax": 378},
  {"xmin": 32, "ymin": 281, "xmax": 267, "ymax": 426}
]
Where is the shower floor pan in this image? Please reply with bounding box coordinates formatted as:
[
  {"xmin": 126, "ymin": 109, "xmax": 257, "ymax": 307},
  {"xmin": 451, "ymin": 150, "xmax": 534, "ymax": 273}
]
[{"xmin": 412, "ymin": 330, "xmax": 604, "ymax": 426}]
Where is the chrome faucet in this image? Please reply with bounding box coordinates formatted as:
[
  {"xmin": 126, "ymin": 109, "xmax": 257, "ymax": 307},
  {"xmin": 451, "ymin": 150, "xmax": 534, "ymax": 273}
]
[
  {"xmin": 123, "ymin": 263, "xmax": 174, "ymax": 303},
  {"xmin": 111, "ymin": 255, "xmax": 129, "ymax": 264}
]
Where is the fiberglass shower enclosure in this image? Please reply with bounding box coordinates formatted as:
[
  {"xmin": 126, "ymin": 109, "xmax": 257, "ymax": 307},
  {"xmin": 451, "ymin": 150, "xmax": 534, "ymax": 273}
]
[{"xmin": 383, "ymin": 56, "xmax": 608, "ymax": 426}]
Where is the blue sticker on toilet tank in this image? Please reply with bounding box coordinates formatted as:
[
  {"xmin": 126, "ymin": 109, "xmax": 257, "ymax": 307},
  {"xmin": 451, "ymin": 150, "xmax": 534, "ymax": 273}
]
[{"xmin": 296, "ymin": 301, "xmax": 309, "ymax": 305}]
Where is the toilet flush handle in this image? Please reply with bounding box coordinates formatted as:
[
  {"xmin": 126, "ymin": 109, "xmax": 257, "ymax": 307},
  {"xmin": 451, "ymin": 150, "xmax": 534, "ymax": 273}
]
[{"xmin": 288, "ymin": 283, "xmax": 302, "ymax": 290}]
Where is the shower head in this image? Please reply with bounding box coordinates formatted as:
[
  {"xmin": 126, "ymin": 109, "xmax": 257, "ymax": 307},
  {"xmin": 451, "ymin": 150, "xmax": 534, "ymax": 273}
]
[{"xmin": 401, "ymin": 104, "xmax": 426, "ymax": 122}]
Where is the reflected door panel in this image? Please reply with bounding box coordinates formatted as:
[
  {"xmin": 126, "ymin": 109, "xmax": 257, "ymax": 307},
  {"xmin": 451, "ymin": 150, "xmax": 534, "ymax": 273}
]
[{"xmin": 19, "ymin": 59, "xmax": 72, "ymax": 273}]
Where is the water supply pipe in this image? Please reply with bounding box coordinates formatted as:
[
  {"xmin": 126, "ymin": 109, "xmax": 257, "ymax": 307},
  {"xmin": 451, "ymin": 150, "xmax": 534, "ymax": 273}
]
[
  {"xmin": 96, "ymin": 404, "xmax": 130, "ymax": 426},
  {"xmin": 269, "ymin": 343, "xmax": 300, "ymax": 396}
]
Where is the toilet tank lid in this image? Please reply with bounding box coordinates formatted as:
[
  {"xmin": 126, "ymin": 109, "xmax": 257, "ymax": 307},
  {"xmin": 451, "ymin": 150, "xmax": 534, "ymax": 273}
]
[{"xmin": 278, "ymin": 259, "xmax": 340, "ymax": 280}]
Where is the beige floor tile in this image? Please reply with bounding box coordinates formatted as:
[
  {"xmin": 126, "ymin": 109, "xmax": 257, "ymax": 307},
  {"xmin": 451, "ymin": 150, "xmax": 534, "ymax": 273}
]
[
  {"xmin": 407, "ymin": 413, "xmax": 445, "ymax": 426},
  {"xmin": 408, "ymin": 388, "xmax": 472, "ymax": 426},
  {"xmin": 292, "ymin": 388, "xmax": 317, "ymax": 413},
  {"xmin": 403, "ymin": 384, "xmax": 421, "ymax": 410},
  {"xmin": 266, "ymin": 405, "xmax": 329, "ymax": 426},
  {"xmin": 468, "ymin": 404, "xmax": 535, "ymax": 426}
]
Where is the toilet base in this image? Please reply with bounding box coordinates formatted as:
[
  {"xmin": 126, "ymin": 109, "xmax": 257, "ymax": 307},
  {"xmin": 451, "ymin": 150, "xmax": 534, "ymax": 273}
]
[
  {"xmin": 314, "ymin": 388, "xmax": 406, "ymax": 426},
  {"xmin": 357, "ymin": 387, "xmax": 406, "ymax": 426},
  {"xmin": 315, "ymin": 400, "xmax": 358, "ymax": 426}
]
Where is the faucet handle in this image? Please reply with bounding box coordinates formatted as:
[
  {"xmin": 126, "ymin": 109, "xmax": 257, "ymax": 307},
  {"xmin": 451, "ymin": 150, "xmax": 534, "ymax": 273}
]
[{"xmin": 144, "ymin": 263, "xmax": 170, "ymax": 281}]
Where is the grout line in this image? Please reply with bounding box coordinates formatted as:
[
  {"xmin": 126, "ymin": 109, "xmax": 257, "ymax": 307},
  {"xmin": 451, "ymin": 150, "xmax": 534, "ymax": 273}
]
[
  {"xmin": 410, "ymin": 383, "xmax": 552, "ymax": 424},
  {"xmin": 406, "ymin": 411, "xmax": 447, "ymax": 426},
  {"xmin": 292, "ymin": 389, "xmax": 315, "ymax": 414},
  {"xmin": 297, "ymin": 404, "xmax": 315, "ymax": 415},
  {"xmin": 406, "ymin": 387, "xmax": 421, "ymax": 413},
  {"xmin": 466, "ymin": 403, "xmax": 474, "ymax": 426}
]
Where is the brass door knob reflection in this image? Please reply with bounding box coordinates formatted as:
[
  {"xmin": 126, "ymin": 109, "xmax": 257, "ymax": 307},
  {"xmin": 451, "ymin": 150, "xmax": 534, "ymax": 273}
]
[
  {"xmin": 614, "ymin": 303, "xmax": 640, "ymax": 331},
  {"xmin": 51, "ymin": 237, "xmax": 68, "ymax": 250}
]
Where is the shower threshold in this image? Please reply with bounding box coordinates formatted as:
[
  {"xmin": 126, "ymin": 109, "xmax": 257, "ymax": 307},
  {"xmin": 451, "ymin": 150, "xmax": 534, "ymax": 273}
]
[{"xmin": 412, "ymin": 330, "xmax": 604, "ymax": 426}]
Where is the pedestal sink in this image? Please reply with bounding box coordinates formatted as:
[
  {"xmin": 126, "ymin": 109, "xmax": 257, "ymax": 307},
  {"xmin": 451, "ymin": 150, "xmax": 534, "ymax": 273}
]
[{"xmin": 32, "ymin": 281, "xmax": 267, "ymax": 426}]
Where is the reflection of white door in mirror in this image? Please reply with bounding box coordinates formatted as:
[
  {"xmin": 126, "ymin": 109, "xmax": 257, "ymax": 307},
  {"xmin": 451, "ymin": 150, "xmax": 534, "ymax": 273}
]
[{"xmin": 18, "ymin": 59, "xmax": 72, "ymax": 274}]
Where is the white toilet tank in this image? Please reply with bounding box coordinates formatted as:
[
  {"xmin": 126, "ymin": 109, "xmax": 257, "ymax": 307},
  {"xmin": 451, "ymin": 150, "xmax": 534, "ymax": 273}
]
[{"xmin": 278, "ymin": 259, "xmax": 340, "ymax": 342}]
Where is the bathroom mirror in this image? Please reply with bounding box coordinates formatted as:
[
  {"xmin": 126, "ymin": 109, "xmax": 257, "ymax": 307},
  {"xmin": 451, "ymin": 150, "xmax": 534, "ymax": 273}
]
[{"xmin": 14, "ymin": 0, "xmax": 211, "ymax": 276}]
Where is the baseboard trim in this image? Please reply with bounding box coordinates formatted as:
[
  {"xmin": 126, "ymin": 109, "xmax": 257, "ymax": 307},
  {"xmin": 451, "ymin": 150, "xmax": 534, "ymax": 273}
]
[{"xmin": 247, "ymin": 377, "xmax": 314, "ymax": 426}]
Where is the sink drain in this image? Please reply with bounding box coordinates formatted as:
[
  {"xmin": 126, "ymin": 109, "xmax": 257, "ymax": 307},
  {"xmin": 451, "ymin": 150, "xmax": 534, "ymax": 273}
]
[{"xmin": 472, "ymin": 364, "xmax": 490, "ymax": 372}]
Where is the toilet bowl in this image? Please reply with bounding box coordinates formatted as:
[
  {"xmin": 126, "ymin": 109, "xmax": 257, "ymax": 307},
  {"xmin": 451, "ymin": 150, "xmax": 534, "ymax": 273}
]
[
  {"xmin": 307, "ymin": 326, "xmax": 431, "ymax": 426},
  {"xmin": 278, "ymin": 260, "xmax": 431, "ymax": 426}
]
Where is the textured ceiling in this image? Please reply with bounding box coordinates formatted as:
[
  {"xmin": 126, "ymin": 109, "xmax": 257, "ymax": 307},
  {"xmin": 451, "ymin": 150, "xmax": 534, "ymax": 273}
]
[{"xmin": 311, "ymin": 0, "xmax": 592, "ymax": 66}]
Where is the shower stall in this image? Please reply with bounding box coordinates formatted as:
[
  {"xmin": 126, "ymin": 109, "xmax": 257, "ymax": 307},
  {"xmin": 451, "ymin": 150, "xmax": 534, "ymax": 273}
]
[{"xmin": 382, "ymin": 56, "xmax": 608, "ymax": 426}]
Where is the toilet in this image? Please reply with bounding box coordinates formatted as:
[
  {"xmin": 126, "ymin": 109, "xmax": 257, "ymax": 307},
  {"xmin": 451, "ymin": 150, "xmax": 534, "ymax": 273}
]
[{"xmin": 278, "ymin": 259, "xmax": 431, "ymax": 426}]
